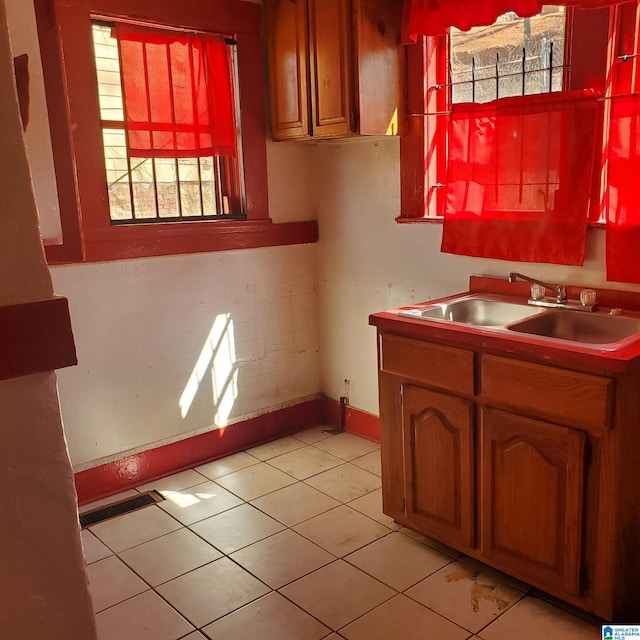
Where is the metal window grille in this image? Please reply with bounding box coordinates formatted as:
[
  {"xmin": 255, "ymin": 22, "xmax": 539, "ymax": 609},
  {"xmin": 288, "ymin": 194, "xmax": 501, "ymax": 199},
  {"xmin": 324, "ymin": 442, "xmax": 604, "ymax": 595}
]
[
  {"xmin": 449, "ymin": 7, "xmax": 566, "ymax": 104},
  {"xmin": 92, "ymin": 22, "xmax": 245, "ymax": 224}
]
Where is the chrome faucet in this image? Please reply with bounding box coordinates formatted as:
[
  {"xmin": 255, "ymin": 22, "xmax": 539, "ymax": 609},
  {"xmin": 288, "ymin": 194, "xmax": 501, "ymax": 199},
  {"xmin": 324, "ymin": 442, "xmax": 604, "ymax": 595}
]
[{"xmin": 507, "ymin": 272, "xmax": 567, "ymax": 303}]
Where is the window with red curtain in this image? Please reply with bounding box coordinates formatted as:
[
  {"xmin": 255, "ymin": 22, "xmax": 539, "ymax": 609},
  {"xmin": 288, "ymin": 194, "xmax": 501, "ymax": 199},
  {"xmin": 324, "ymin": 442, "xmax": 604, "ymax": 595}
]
[
  {"xmin": 606, "ymin": 95, "xmax": 640, "ymax": 282},
  {"xmin": 441, "ymin": 90, "xmax": 600, "ymax": 264},
  {"xmin": 33, "ymin": 0, "xmax": 319, "ymax": 263},
  {"xmin": 115, "ymin": 26, "xmax": 237, "ymax": 159},
  {"xmin": 605, "ymin": 1, "xmax": 640, "ymax": 283},
  {"xmin": 399, "ymin": 2, "xmax": 612, "ymax": 267}
]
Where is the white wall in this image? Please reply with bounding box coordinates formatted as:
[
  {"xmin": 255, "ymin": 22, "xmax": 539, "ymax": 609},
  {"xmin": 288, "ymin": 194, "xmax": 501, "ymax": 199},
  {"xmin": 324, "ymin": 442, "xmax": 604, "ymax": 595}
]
[
  {"xmin": 53, "ymin": 241, "xmax": 320, "ymax": 469},
  {"xmin": 5, "ymin": 0, "xmax": 62, "ymax": 243},
  {"xmin": 0, "ymin": 0, "xmax": 95, "ymax": 634},
  {"xmin": 315, "ymin": 137, "xmax": 637, "ymax": 417},
  {"xmin": 50, "ymin": 141, "xmax": 319, "ymax": 470}
]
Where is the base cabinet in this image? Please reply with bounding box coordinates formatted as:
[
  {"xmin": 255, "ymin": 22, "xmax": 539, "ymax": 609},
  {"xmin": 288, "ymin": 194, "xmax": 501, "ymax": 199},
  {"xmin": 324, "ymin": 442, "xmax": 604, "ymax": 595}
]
[{"xmin": 375, "ymin": 329, "xmax": 640, "ymax": 621}]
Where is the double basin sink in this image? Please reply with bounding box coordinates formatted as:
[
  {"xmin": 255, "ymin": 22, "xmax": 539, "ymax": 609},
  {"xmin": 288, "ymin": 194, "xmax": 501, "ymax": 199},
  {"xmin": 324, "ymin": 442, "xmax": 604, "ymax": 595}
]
[{"xmin": 399, "ymin": 295, "xmax": 640, "ymax": 350}]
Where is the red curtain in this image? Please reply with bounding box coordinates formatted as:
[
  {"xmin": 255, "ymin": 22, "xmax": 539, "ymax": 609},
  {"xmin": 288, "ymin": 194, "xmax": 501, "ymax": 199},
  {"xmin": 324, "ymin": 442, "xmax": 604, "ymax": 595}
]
[
  {"xmin": 115, "ymin": 26, "xmax": 236, "ymax": 158},
  {"xmin": 402, "ymin": 0, "xmax": 622, "ymax": 41},
  {"xmin": 606, "ymin": 95, "xmax": 640, "ymax": 283},
  {"xmin": 441, "ymin": 90, "xmax": 599, "ymax": 265}
]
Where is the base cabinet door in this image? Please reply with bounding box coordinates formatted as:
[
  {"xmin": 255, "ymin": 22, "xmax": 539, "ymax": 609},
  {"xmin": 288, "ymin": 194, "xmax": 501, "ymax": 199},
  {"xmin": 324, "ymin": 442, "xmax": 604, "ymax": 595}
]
[
  {"xmin": 402, "ymin": 385, "xmax": 475, "ymax": 548},
  {"xmin": 480, "ymin": 408, "xmax": 586, "ymax": 596}
]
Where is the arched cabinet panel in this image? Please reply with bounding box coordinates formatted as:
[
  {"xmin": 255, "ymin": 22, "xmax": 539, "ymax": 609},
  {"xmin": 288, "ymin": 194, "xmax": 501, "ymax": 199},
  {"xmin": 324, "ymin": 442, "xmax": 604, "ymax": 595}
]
[
  {"xmin": 402, "ymin": 385, "xmax": 475, "ymax": 548},
  {"xmin": 480, "ymin": 408, "xmax": 585, "ymax": 596}
]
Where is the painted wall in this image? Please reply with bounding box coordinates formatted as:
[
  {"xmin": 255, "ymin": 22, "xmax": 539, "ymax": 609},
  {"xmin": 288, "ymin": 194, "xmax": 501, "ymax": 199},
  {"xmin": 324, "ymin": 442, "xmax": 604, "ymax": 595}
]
[
  {"xmin": 5, "ymin": 0, "xmax": 62, "ymax": 242},
  {"xmin": 314, "ymin": 137, "xmax": 637, "ymax": 417},
  {"xmin": 5, "ymin": 1, "xmax": 321, "ymax": 471},
  {"xmin": 53, "ymin": 240, "xmax": 320, "ymax": 469},
  {"xmin": 51, "ymin": 140, "xmax": 319, "ymax": 470},
  {"xmin": 0, "ymin": 0, "xmax": 96, "ymax": 635}
]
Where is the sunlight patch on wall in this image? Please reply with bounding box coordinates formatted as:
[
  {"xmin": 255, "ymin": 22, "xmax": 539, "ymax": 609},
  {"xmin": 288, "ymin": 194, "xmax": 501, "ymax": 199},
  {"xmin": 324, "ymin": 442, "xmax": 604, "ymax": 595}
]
[{"xmin": 179, "ymin": 313, "xmax": 238, "ymax": 426}]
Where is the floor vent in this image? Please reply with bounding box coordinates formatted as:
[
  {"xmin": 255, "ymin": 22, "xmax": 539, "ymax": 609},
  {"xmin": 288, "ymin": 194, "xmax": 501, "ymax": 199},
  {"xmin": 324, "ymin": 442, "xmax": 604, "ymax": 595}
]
[{"xmin": 79, "ymin": 490, "xmax": 164, "ymax": 528}]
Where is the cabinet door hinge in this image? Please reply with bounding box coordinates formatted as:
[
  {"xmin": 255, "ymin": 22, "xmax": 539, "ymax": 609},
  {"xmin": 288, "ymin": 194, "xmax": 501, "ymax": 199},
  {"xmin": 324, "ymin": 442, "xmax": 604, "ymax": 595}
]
[
  {"xmin": 399, "ymin": 387, "xmax": 403, "ymax": 406},
  {"xmin": 401, "ymin": 496, "xmax": 406, "ymax": 512}
]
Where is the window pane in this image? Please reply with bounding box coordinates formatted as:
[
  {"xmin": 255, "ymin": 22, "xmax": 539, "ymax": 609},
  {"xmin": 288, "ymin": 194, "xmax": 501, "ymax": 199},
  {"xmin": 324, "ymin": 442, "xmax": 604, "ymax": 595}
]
[
  {"xmin": 178, "ymin": 159, "xmax": 203, "ymax": 217},
  {"xmin": 92, "ymin": 24, "xmax": 124, "ymax": 120},
  {"xmin": 103, "ymin": 129, "xmax": 132, "ymax": 220},
  {"xmin": 131, "ymin": 158, "xmax": 158, "ymax": 219},
  {"xmin": 92, "ymin": 20, "xmax": 245, "ymax": 223},
  {"xmin": 450, "ymin": 6, "xmax": 566, "ymax": 104},
  {"xmin": 199, "ymin": 158, "xmax": 218, "ymax": 216},
  {"xmin": 154, "ymin": 158, "xmax": 180, "ymax": 218}
]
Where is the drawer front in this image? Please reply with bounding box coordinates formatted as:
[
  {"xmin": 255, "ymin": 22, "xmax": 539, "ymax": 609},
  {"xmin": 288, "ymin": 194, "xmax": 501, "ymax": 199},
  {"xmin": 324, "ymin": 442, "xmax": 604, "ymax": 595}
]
[
  {"xmin": 380, "ymin": 333, "xmax": 474, "ymax": 395},
  {"xmin": 481, "ymin": 354, "xmax": 613, "ymax": 431}
]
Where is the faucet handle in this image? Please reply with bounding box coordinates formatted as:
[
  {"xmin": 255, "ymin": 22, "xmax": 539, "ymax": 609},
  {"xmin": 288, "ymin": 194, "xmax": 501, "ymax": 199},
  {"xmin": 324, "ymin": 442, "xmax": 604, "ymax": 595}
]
[
  {"xmin": 530, "ymin": 284, "xmax": 545, "ymax": 300},
  {"xmin": 556, "ymin": 286, "xmax": 567, "ymax": 303},
  {"xmin": 580, "ymin": 289, "xmax": 597, "ymax": 307}
]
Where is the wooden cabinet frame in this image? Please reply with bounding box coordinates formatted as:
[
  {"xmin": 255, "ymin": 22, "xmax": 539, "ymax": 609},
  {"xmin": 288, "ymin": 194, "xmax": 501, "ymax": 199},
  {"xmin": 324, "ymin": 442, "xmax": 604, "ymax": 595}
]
[{"xmin": 374, "ymin": 328, "xmax": 640, "ymax": 621}]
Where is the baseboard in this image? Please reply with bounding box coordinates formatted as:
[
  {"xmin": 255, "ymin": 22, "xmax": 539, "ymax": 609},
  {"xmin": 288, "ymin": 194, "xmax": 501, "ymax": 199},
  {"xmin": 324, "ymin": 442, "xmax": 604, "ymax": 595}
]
[
  {"xmin": 75, "ymin": 397, "xmax": 323, "ymax": 505},
  {"xmin": 321, "ymin": 397, "xmax": 380, "ymax": 442}
]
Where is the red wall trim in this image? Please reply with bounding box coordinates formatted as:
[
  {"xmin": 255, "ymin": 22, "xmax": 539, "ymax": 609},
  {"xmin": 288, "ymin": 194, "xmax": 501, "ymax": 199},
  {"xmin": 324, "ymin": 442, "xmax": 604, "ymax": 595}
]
[
  {"xmin": 81, "ymin": 220, "xmax": 319, "ymax": 263},
  {"xmin": 0, "ymin": 297, "xmax": 77, "ymax": 382},
  {"xmin": 75, "ymin": 397, "xmax": 324, "ymax": 505},
  {"xmin": 74, "ymin": 395, "xmax": 381, "ymax": 505},
  {"xmin": 321, "ymin": 397, "xmax": 380, "ymax": 442}
]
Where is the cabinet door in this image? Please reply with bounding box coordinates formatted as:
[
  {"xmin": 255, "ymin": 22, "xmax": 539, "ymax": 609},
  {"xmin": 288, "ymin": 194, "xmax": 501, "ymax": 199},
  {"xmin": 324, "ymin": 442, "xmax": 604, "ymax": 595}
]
[
  {"xmin": 308, "ymin": 0, "xmax": 354, "ymax": 137},
  {"xmin": 480, "ymin": 408, "xmax": 586, "ymax": 596},
  {"xmin": 266, "ymin": 0, "xmax": 310, "ymax": 140},
  {"xmin": 402, "ymin": 385, "xmax": 475, "ymax": 548},
  {"xmin": 354, "ymin": 0, "xmax": 405, "ymax": 135}
]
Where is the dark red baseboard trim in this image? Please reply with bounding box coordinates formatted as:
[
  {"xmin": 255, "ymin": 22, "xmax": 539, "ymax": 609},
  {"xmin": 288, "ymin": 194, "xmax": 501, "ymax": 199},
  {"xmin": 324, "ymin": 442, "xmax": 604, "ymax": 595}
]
[
  {"xmin": 321, "ymin": 397, "xmax": 380, "ymax": 442},
  {"xmin": 0, "ymin": 296, "xmax": 77, "ymax": 382},
  {"xmin": 75, "ymin": 397, "xmax": 323, "ymax": 505}
]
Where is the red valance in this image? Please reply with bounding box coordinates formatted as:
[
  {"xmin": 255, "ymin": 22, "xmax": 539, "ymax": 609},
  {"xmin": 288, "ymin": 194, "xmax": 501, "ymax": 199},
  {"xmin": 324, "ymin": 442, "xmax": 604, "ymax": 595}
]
[
  {"xmin": 441, "ymin": 90, "xmax": 599, "ymax": 265},
  {"xmin": 606, "ymin": 95, "xmax": 640, "ymax": 283},
  {"xmin": 115, "ymin": 26, "xmax": 237, "ymax": 158},
  {"xmin": 402, "ymin": 0, "xmax": 621, "ymax": 41}
]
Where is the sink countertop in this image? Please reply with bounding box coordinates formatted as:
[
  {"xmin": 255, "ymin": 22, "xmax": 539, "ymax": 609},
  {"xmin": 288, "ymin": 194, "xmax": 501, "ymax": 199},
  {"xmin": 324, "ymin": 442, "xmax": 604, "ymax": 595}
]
[{"xmin": 369, "ymin": 276, "xmax": 640, "ymax": 374}]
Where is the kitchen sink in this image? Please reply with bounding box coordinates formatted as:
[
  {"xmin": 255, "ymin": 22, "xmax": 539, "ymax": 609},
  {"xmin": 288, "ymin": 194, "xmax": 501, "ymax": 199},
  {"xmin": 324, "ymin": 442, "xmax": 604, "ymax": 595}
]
[
  {"xmin": 399, "ymin": 296, "xmax": 546, "ymax": 327},
  {"xmin": 509, "ymin": 310, "xmax": 640, "ymax": 346}
]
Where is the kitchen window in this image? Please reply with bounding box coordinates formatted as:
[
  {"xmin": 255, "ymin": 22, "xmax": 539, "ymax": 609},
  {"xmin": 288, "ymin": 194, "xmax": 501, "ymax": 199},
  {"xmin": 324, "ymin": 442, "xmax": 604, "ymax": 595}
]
[
  {"xmin": 35, "ymin": 0, "xmax": 317, "ymax": 263},
  {"xmin": 93, "ymin": 22, "xmax": 243, "ymax": 224},
  {"xmin": 399, "ymin": 4, "xmax": 610, "ymax": 222}
]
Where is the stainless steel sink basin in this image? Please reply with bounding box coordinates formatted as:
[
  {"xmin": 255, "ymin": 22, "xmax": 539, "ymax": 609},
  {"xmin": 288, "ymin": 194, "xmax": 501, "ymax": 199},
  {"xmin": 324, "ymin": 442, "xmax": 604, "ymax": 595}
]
[
  {"xmin": 399, "ymin": 296, "xmax": 546, "ymax": 327},
  {"xmin": 509, "ymin": 310, "xmax": 640, "ymax": 346}
]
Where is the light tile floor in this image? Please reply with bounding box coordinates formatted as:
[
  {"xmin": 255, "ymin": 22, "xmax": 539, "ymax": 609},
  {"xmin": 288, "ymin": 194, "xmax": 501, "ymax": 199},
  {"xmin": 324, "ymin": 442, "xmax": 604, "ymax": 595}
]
[{"xmin": 81, "ymin": 427, "xmax": 602, "ymax": 640}]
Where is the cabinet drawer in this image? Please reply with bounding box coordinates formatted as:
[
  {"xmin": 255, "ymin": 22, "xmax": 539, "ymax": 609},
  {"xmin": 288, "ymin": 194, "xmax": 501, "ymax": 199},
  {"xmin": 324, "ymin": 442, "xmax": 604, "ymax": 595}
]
[
  {"xmin": 380, "ymin": 333, "xmax": 474, "ymax": 395},
  {"xmin": 481, "ymin": 354, "xmax": 613, "ymax": 431}
]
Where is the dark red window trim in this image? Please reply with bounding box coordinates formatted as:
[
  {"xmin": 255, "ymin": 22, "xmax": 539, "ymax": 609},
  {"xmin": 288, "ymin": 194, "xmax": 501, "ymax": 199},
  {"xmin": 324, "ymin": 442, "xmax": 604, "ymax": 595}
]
[
  {"xmin": 399, "ymin": 6, "xmax": 611, "ymax": 224},
  {"xmin": 35, "ymin": 0, "xmax": 318, "ymax": 264}
]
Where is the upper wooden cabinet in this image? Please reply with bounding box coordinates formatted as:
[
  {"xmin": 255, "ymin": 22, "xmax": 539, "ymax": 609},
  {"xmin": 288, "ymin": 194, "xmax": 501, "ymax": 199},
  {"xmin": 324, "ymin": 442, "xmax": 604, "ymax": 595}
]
[{"xmin": 265, "ymin": 0, "xmax": 405, "ymax": 140}]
